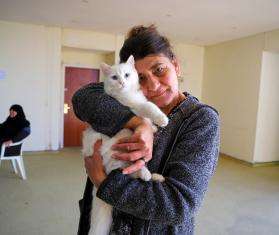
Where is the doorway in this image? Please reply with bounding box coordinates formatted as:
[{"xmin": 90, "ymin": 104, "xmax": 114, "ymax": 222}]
[{"xmin": 63, "ymin": 67, "xmax": 99, "ymax": 147}]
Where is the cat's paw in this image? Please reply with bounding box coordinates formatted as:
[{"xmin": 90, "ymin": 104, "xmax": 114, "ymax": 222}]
[
  {"xmin": 81, "ymin": 140, "xmax": 93, "ymax": 157},
  {"xmin": 151, "ymin": 124, "xmax": 158, "ymax": 133},
  {"xmin": 139, "ymin": 167, "xmax": 152, "ymax": 181},
  {"xmin": 151, "ymin": 173, "xmax": 165, "ymax": 182},
  {"xmin": 154, "ymin": 114, "xmax": 169, "ymax": 127}
]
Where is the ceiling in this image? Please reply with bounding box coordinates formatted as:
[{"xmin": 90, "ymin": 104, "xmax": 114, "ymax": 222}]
[{"xmin": 1, "ymin": 0, "xmax": 279, "ymax": 45}]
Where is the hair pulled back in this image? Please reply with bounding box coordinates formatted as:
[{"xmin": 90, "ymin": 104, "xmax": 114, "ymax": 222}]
[{"xmin": 120, "ymin": 25, "xmax": 175, "ymax": 63}]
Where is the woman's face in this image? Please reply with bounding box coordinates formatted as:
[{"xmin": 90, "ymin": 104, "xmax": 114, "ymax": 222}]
[
  {"xmin": 9, "ymin": 109, "xmax": 17, "ymax": 118},
  {"xmin": 135, "ymin": 54, "xmax": 180, "ymax": 110}
]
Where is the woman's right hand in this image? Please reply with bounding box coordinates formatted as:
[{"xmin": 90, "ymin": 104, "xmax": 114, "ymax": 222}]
[{"xmin": 112, "ymin": 117, "xmax": 154, "ymax": 174}]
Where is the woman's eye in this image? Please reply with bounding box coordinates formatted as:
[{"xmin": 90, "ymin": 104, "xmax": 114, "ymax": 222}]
[
  {"xmin": 111, "ymin": 75, "xmax": 118, "ymax": 80},
  {"xmin": 138, "ymin": 75, "xmax": 145, "ymax": 81},
  {"xmin": 124, "ymin": 73, "xmax": 130, "ymax": 78},
  {"xmin": 155, "ymin": 66, "xmax": 165, "ymax": 74},
  {"xmin": 153, "ymin": 66, "xmax": 167, "ymax": 76}
]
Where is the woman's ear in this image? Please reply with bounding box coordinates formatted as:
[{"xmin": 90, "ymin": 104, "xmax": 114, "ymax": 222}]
[{"xmin": 172, "ymin": 58, "xmax": 181, "ymax": 77}]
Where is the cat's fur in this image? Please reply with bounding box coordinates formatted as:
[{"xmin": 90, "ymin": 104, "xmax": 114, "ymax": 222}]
[{"xmin": 82, "ymin": 55, "xmax": 166, "ymax": 235}]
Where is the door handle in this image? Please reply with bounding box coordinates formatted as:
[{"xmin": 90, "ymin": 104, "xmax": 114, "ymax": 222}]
[{"xmin": 64, "ymin": 103, "xmax": 70, "ymax": 114}]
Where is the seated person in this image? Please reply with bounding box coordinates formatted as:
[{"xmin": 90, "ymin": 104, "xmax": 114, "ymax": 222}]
[{"xmin": 0, "ymin": 104, "xmax": 30, "ymax": 155}]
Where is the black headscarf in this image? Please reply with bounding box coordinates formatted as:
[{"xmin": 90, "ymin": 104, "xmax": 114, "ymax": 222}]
[{"xmin": 0, "ymin": 104, "xmax": 30, "ymax": 139}]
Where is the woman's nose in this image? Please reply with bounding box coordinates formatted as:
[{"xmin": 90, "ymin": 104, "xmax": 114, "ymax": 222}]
[{"xmin": 147, "ymin": 75, "xmax": 160, "ymax": 91}]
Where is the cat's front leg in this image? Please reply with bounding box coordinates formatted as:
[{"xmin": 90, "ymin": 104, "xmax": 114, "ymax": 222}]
[
  {"xmin": 138, "ymin": 166, "xmax": 152, "ymax": 181},
  {"xmin": 131, "ymin": 168, "xmax": 165, "ymax": 182},
  {"xmin": 131, "ymin": 166, "xmax": 152, "ymax": 181},
  {"xmin": 133, "ymin": 102, "xmax": 168, "ymax": 127},
  {"xmin": 82, "ymin": 128, "xmax": 102, "ymax": 157},
  {"xmin": 151, "ymin": 173, "xmax": 165, "ymax": 182}
]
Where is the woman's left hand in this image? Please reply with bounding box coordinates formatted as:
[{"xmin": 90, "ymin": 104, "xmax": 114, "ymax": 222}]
[
  {"xmin": 112, "ymin": 119, "xmax": 154, "ymax": 174},
  {"xmin": 84, "ymin": 140, "xmax": 107, "ymax": 188}
]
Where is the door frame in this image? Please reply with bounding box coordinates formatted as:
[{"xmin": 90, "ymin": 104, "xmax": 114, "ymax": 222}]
[{"xmin": 60, "ymin": 63, "xmax": 100, "ymax": 148}]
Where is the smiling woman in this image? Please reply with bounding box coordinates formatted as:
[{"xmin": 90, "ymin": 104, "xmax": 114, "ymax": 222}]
[
  {"xmin": 135, "ymin": 54, "xmax": 184, "ymax": 114},
  {"xmin": 119, "ymin": 25, "xmax": 186, "ymax": 115},
  {"xmin": 72, "ymin": 25, "xmax": 220, "ymax": 235}
]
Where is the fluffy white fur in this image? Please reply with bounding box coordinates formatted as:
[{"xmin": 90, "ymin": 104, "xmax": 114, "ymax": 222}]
[
  {"xmin": 82, "ymin": 55, "xmax": 166, "ymax": 235},
  {"xmin": 102, "ymin": 55, "xmax": 168, "ymax": 127}
]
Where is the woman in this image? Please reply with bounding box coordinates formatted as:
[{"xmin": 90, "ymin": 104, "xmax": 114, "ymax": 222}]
[
  {"xmin": 0, "ymin": 104, "xmax": 30, "ymax": 154},
  {"xmin": 73, "ymin": 25, "xmax": 220, "ymax": 235}
]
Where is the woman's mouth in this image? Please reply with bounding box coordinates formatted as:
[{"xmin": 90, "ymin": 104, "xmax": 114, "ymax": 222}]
[{"xmin": 150, "ymin": 89, "xmax": 166, "ymax": 99}]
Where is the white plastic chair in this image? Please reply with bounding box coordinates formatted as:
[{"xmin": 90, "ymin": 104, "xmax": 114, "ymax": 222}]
[{"xmin": 0, "ymin": 141, "xmax": 27, "ymax": 180}]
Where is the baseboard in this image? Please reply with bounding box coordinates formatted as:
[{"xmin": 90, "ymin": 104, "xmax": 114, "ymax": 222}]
[
  {"xmin": 23, "ymin": 147, "xmax": 81, "ymax": 156},
  {"xmin": 250, "ymin": 161, "xmax": 279, "ymax": 167},
  {"xmin": 23, "ymin": 150, "xmax": 60, "ymax": 155},
  {"xmin": 220, "ymin": 153, "xmax": 279, "ymax": 167}
]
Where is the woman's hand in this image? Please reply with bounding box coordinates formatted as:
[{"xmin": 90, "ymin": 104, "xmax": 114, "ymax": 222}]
[
  {"xmin": 112, "ymin": 118, "xmax": 154, "ymax": 174},
  {"xmin": 84, "ymin": 140, "xmax": 107, "ymax": 188}
]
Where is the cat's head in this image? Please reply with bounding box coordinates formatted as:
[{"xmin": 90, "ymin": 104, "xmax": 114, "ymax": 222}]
[{"xmin": 101, "ymin": 55, "xmax": 139, "ymax": 93}]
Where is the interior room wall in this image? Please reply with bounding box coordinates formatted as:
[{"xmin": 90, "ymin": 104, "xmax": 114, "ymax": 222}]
[
  {"xmin": 62, "ymin": 47, "xmax": 107, "ymax": 66},
  {"xmin": 0, "ymin": 21, "xmax": 123, "ymax": 151},
  {"xmin": 0, "ymin": 21, "xmax": 61, "ymax": 151},
  {"xmin": 173, "ymin": 43, "xmax": 204, "ymax": 99},
  {"xmin": 4, "ymin": 19, "xmax": 277, "ymax": 158},
  {"xmin": 105, "ymin": 52, "xmax": 115, "ymax": 66},
  {"xmin": 265, "ymin": 29, "xmax": 279, "ymax": 52},
  {"xmin": 254, "ymin": 51, "xmax": 279, "ymax": 162},
  {"xmin": 202, "ymin": 29, "xmax": 279, "ymax": 163},
  {"xmin": 202, "ymin": 34, "xmax": 264, "ymax": 162}
]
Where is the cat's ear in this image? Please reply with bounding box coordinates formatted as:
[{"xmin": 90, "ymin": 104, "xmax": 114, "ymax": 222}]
[
  {"xmin": 100, "ymin": 63, "xmax": 112, "ymax": 76},
  {"xmin": 126, "ymin": 55, "xmax": 135, "ymax": 65}
]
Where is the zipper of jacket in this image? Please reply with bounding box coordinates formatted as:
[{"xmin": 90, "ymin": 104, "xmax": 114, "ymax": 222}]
[
  {"xmin": 145, "ymin": 104, "xmax": 209, "ymax": 234},
  {"xmin": 145, "ymin": 118, "xmax": 188, "ymax": 234}
]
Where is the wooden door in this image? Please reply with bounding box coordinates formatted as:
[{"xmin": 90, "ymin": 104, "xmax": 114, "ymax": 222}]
[{"xmin": 64, "ymin": 67, "xmax": 99, "ymax": 147}]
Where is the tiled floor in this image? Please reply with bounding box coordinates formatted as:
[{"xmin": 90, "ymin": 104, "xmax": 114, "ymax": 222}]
[{"xmin": 0, "ymin": 148, "xmax": 278, "ymax": 235}]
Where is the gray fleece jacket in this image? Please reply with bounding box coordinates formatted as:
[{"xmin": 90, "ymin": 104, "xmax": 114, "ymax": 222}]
[{"xmin": 72, "ymin": 82, "xmax": 220, "ymax": 235}]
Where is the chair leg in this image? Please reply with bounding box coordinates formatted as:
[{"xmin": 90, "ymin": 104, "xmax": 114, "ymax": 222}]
[
  {"xmin": 11, "ymin": 159, "xmax": 18, "ymax": 174},
  {"xmin": 16, "ymin": 156, "xmax": 27, "ymax": 180}
]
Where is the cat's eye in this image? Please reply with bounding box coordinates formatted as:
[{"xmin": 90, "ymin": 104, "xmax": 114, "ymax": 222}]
[
  {"xmin": 111, "ymin": 75, "xmax": 118, "ymax": 80},
  {"xmin": 124, "ymin": 73, "xmax": 130, "ymax": 78}
]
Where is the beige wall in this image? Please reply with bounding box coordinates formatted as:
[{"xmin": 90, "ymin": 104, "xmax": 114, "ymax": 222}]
[
  {"xmin": 62, "ymin": 47, "xmax": 104, "ymax": 75},
  {"xmin": 62, "ymin": 47, "xmax": 114, "ymax": 82},
  {"xmin": 114, "ymin": 34, "xmax": 125, "ymax": 63},
  {"xmin": 203, "ymin": 34, "xmax": 264, "ymax": 162},
  {"xmin": 105, "ymin": 52, "xmax": 115, "ymax": 66},
  {"xmin": 203, "ymin": 30, "xmax": 279, "ymax": 163},
  {"xmin": 3, "ymin": 19, "xmax": 278, "ymax": 160},
  {"xmin": 0, "ymin": 21, "xmax": 62, "ymax": 151},
  {"xmin": 254, "ymin": 51, "xmax": 279, "ymax": 162},
  {"xmin": 265, "ymin": 29, "xmax": 279, "ymax": 52},
  {"xmin": 62, "ymin": 28, "xmax": 116, "ymax": 52},
  {"xmin": 2, "ymin": 20, "xmax": 204, "ymax": 152},
  {"xmin": 174, "ymin": 43, "xmax": 204, "ymax": 99},
  {"xmin": 62, "ymin": 47, "xmax": 107, "ymax": 67},
  {"xmin": 0, "ymin": 21, "xmax": 124, "ymax": 151},
  {"xmin": 61, "ymin": 29, "xmax": 125, "ymax": 64}
]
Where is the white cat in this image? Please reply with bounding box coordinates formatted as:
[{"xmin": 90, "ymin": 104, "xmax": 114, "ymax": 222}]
[{"xmin": 82, "ymin": 55, "xmax": 166, "ymax": 235}]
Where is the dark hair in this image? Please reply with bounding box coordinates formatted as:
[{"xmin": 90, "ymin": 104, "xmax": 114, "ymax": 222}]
[
  {"xmin": 10, "ymin": 104, "xmax": 26, "ymax": 119},
  {"xmin": 120, "ymin": 25, "xmax": 175, "ymax": 63}
]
